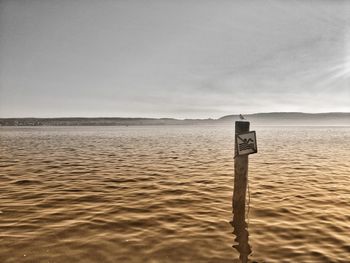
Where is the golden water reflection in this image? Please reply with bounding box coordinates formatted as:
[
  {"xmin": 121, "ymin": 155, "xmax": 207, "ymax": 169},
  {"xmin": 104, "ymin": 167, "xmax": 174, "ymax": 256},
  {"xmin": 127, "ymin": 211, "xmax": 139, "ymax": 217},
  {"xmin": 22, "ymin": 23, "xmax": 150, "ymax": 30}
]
[{"xmin": 1, "ymin": 126, "xmax": 350, "ymax": 262}]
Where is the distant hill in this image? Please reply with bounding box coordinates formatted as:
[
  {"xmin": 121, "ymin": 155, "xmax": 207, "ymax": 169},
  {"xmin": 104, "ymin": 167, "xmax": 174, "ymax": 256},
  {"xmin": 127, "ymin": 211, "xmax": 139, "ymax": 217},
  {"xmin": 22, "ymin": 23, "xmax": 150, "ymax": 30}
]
[
  {"xmin": 0, "ymin": 113, "xmax": 349, "ymax": 126},
  {"xmin": 218, "ymin": 112, "xmax": 350, "ymax": 125},
  {"xmin": 0, "ymin": 117, "xmax": 215, "ymax": 126}
]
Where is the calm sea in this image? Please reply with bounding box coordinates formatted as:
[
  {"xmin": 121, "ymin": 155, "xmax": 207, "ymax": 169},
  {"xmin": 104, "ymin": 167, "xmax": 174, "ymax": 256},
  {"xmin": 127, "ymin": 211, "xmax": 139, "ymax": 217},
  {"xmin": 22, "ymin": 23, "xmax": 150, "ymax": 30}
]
[{"xmin": 1, "ymin": 125, "xmax": 349, "ymax": 263}]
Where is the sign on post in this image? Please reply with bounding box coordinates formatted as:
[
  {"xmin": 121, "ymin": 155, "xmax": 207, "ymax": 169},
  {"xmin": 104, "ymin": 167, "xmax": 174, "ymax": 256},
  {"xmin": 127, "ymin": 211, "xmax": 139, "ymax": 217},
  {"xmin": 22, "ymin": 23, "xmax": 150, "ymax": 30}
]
[{"xmin": 235, "ymin": 131, "xmax": 257, "ymax": 156}]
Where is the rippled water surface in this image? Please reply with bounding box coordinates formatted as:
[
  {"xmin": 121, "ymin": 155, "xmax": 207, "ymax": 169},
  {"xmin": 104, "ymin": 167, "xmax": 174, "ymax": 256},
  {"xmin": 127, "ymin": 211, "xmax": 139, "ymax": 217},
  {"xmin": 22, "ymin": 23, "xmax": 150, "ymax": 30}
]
[{"xmin": 1, "ymin": 125, "xmax": 350, "ymax": 262}]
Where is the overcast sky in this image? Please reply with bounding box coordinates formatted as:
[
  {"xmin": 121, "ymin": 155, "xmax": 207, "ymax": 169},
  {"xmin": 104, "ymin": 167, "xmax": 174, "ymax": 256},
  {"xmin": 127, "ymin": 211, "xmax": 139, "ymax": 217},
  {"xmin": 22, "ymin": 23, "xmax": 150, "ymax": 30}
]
[{"xmin": 0, "ymin": 0, "xmax": 349, "ymax": 118}]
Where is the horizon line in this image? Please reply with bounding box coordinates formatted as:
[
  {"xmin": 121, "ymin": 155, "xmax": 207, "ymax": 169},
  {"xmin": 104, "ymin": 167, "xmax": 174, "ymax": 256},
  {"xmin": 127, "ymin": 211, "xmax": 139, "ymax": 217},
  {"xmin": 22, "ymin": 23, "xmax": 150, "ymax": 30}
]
[{"xmin": 1, "ymin": 111, "xmax": 349, "ymax": 120}]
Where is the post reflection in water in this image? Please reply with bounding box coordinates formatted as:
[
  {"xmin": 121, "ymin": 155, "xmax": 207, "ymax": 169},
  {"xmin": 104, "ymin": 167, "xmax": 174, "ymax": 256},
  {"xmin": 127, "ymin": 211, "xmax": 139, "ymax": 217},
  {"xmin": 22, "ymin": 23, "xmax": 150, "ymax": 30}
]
[
  {"xmin": 231, "ymin": 199, "xmax": 252, "ymax": 263},
  {"xmin": 231, "ymin": 153, "xmax": 252, "ymax": 262}
]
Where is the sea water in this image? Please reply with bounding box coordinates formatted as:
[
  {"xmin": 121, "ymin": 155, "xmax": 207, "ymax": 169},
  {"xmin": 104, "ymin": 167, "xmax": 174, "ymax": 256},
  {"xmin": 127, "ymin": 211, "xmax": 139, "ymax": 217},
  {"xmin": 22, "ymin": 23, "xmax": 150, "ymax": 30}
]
[{"xmin": 1, "ymin": 125, "xmax": 349, "ymax": 262}]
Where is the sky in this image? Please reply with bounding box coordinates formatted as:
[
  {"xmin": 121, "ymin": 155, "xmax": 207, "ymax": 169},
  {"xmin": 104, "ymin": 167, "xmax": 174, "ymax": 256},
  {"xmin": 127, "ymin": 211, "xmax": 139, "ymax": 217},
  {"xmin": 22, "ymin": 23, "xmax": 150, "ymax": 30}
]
[{"xmin": 0, "ymin": 0, "xmax": 349, "ymax": 118}]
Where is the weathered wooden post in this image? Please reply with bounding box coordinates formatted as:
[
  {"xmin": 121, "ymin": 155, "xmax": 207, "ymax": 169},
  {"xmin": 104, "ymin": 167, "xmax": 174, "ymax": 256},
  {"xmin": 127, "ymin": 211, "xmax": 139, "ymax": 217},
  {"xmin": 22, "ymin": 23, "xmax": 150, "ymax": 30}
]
[
  {"xmin": 233, "ymin": 121, "xmax": 250, "ymax": 218},
  {"xmin": 232, "ymin": 120, "xmax": 257, "ymax": 262}
]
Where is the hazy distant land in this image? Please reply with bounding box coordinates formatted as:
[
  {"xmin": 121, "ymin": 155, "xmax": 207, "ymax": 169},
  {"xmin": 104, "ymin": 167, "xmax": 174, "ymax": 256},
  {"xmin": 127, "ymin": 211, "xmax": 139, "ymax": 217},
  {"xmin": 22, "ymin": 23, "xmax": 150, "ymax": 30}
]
[{"xmin": 0, "ymin": 113, "xmax": 349, "ymax": 126}]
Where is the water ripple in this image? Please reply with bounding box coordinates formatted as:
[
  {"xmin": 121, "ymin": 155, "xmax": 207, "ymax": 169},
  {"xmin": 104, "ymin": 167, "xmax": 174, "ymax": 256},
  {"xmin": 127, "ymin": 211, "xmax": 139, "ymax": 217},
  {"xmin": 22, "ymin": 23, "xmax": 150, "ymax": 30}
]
[{"xmin": 1, "ymin": 125, "xmax": 349, "ymax": 262}]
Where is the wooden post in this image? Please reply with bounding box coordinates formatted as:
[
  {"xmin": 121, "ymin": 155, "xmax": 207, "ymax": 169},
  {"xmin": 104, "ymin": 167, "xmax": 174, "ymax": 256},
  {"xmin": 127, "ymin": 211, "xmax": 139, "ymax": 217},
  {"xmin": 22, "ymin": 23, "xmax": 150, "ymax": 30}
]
[{"xmin": 232, "ymin": 121, "xmax": 251, "ymax": 262}]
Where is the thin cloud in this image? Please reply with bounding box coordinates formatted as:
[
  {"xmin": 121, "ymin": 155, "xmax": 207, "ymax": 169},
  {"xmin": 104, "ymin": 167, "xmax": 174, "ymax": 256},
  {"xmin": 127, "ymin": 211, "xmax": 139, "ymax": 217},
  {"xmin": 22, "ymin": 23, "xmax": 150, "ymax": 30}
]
[{"xmin": 0, "ymin": 0, "xmax": 349, "ymax": 118}]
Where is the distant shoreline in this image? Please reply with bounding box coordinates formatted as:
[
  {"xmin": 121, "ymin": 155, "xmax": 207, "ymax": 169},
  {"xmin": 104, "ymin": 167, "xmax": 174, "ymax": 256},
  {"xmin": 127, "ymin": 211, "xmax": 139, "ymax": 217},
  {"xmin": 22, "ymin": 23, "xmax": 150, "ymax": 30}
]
[{"xmin": 0, "ymin": 112, "xmax": 349, "ymax": 126}]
